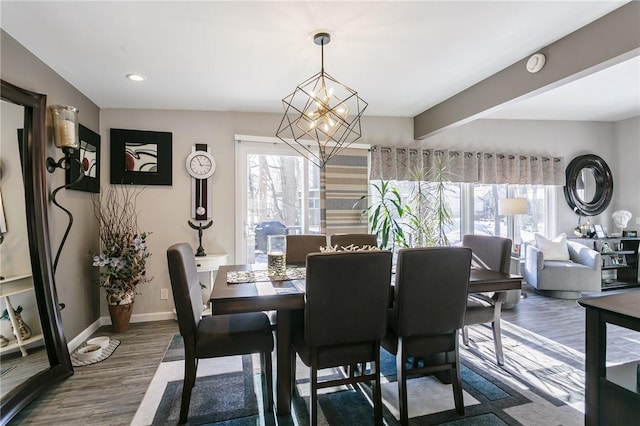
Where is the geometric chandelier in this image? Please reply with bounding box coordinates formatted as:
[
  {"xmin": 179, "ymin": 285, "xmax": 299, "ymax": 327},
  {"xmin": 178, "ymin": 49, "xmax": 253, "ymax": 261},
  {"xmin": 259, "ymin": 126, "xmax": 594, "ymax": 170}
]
[{"xmin": 276, "ymin": 32, "xmax": 368, "ymax": 169}]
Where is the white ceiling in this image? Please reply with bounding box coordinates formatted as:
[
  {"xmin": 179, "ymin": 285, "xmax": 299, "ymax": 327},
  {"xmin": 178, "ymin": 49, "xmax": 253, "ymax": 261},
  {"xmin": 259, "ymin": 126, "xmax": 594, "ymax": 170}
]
[{"xmin": 2, "ymin": 1, "xmax": 638, "ymax": 122}]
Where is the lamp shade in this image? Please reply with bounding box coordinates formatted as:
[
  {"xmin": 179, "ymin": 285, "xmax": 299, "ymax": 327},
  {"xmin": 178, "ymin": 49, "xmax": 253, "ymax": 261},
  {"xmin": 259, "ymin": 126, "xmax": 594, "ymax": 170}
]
[{"xmin": 498, "ymin": 198, "xmax": 528, "ymax": 215}]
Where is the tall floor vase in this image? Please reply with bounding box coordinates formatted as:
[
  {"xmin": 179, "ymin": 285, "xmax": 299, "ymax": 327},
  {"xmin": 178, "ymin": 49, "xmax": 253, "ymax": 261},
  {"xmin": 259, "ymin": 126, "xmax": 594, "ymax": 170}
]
[{"xmin": 108, "ymin": 301, "xmax": 134, "ymax": 333}]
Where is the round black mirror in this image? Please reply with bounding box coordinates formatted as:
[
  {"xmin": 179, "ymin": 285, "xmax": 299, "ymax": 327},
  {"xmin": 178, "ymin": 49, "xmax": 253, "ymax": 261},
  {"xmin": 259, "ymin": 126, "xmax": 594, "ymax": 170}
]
[{"xmin": 564, "ymin": 154, "xmax": 613, "ymax": 216}]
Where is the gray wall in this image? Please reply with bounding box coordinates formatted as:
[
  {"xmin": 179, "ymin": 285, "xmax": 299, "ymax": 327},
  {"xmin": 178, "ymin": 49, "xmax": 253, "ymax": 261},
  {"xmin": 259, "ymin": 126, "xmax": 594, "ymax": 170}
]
[
  {"xmin": 612, "ymin": 117, "xmax": 640, "ymax": 225},
  {"xmin": 98, "ymin": 109, "xmax": 412, "ymax": 318},
  {"xmin": 1, "ymin": 30, "xmax": 101, "ymax": 340}
]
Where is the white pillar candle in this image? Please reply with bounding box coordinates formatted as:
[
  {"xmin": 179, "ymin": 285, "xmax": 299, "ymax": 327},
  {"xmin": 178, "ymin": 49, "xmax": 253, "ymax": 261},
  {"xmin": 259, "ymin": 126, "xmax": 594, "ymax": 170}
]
[{"xmin": 50, "ymin": 105, "xmax": 79, "ymax": 150}]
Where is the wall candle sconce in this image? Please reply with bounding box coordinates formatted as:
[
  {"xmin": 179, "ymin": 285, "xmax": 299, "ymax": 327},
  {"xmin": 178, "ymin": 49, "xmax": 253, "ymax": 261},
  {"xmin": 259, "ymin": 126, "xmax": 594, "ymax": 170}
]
[
  {"xmin": 46, "ymin": 105, "xmax": 83, "ymax": 272},
  {"xmin": 46, "ymin": 105, "xmax": 80, "ymax": 171}
]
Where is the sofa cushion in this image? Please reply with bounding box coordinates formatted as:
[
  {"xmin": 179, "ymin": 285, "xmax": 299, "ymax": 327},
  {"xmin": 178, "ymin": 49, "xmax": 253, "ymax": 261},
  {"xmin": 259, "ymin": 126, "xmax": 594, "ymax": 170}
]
[{"xmin": 535, "ymin": 233, "xmax": 570, "ymax": 261}]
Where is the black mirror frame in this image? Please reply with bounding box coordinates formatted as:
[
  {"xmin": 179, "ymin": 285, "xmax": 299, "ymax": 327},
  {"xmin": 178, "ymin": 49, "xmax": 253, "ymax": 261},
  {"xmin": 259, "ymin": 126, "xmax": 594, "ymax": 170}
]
[
  {"xmin": 1, "ymin": 80, "xmax": 73, "ymax": 425},
  {"xmin": 563, "ymin": 154, "xmax": 614, "ymax": 216}
]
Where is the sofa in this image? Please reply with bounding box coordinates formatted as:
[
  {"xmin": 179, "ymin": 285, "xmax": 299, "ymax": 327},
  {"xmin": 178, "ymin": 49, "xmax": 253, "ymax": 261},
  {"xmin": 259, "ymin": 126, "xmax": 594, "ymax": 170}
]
[{"xmin": 524, "ymin": 239, "xmax": 601, "ymax": 299}]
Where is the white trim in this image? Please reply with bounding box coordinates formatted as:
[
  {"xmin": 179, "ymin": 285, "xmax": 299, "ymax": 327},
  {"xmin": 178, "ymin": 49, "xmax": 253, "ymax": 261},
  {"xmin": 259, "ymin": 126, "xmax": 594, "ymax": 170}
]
[
  {"xmin": 67, "ymin": 319, "xmax": 103, "ymax": 352},
  {"xmin": 460, "ymin": 183, "xmax": 474, "ymax": 236},
  {"xmin": 234, "ymin": 134, "xmax": 370, "ymax": 151},
  {"xmin": 127, "ymin": 311, "xmax": 176, "ymax": 324},
  {"xmin": 546, "ymin": 186, "xmax": 559, "ymax": 238},
  {"xmin": 68, "ymin": 312, "xmax": 176, "ymax": 352}
]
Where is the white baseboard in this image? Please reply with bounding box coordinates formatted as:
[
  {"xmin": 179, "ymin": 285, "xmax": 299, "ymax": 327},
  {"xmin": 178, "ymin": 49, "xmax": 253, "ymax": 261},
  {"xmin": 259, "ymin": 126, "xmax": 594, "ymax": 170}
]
[
  {"xmin": 128, "ymin": 311, "xmax": 176, "ymax": 323},
  {"xmin": 68, "ymin": 311, "xmax": 176, "ymax": 352},
  {"xmin": 67, "ymin": 318, "xmax": 103, "ymax": 352}
]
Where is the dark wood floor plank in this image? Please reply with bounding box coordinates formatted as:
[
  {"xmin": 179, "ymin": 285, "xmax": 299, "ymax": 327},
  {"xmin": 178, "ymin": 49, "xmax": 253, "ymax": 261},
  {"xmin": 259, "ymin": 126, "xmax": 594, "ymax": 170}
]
[{"xmin": 10, "ymin": 320, "xmax": 178, "ymax": 425}]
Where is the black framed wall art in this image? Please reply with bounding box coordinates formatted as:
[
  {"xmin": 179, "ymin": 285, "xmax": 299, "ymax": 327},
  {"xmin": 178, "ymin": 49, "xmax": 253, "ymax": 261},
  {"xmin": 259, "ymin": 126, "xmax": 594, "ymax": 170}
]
[
  {"xmin": 110, "ymin": 128, "xmax": 172, "ymax": 185},
  {"xmin": 66, "ymin": 124, "xmax": 100, "ymax": 193}
]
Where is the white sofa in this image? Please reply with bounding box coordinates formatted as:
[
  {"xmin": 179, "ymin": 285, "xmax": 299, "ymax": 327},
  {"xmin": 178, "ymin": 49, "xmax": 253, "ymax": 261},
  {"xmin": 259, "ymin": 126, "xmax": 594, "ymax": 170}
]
[{"xmin": 524, "ymin": 240, "xmax": 601, "ymax": 299}]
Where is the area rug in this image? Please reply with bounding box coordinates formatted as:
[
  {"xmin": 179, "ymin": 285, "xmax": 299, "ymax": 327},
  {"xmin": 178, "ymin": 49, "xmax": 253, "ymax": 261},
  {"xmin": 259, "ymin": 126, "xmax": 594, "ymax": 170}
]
[{"xmin": 133, "ymin": 326, "xmax": 583, "ymax": 426}]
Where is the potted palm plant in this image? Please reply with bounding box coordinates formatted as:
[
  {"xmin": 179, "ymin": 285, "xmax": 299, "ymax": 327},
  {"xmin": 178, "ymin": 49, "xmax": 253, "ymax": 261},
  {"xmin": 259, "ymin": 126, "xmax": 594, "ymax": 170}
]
[
  {"xmin": 404, "ymin": 157, "xmax": 454, "ymax": 247},
  {"xmin": 356, "ymin": 156, "xmax": 454, "ymax": 250},
  {"xmin": 92, "ymin": 186, "xmax": 151, "ymax": 332},
  {"xmin": 355, "ymin": 180, "xmax": 407, "ymax": 250}
]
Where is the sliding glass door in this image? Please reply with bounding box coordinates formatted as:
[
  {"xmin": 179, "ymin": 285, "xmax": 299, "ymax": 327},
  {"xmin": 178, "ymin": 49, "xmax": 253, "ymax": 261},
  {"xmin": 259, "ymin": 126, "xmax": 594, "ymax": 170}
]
[{"xmin": 236, "ymin": 140, "xmax": 320, "ymax": 264}]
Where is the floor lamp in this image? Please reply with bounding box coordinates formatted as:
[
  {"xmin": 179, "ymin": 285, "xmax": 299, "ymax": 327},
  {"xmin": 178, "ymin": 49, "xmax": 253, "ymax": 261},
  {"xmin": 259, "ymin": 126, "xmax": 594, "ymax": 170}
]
[{"xmin": 498, "ymin": 198, "xmax": 528, "ymax": 255}]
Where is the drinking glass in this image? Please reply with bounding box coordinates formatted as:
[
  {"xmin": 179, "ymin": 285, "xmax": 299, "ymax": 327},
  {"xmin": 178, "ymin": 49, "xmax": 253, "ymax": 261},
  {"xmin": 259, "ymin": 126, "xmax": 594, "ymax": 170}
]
[{"xmin": 267, "ymin": 235, "xmax": 286, "ymax": 276}]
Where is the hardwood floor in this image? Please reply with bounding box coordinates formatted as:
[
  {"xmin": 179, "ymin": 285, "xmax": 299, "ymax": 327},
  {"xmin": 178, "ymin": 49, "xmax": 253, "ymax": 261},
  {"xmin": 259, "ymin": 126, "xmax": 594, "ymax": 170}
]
[
  {"xmin": 502, "ymin": 283, "xmax": 640, "ymax": 365},
  {"xmin": 9, "ymin": 285, "xmax": 640, "ymax": 425},
  {"xmin": 10, "ymin": 320, "xmax": 178, "ymax": 425}
]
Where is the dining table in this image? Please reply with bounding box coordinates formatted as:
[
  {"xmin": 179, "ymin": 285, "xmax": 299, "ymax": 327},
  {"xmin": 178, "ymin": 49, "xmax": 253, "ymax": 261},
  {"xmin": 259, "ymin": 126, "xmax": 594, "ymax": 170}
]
[{"xmin": 210, "ymin": 263, "xmax": 522, "ymax": 415}]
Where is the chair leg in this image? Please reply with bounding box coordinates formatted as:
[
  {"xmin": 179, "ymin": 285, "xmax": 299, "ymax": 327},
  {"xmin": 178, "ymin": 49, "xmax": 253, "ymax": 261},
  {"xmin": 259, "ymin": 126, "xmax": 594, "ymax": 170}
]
[
  {"xmin": 291, "ymin": 348, "xmax": 298, "ymax": 397},
  {"xmin": 492, "ymin": 319, "xmax": 505, "ymax": 366},
  {"xmin": 373, "ymin": 348, "xmax": 383, "ymax": 425},
  {"xmin": 396, "ymin": 340, "xmax": 409, "ymax": 426},
  {"xmin": 451, "ymin": 340, "xmax": 465, "ymax": 416},
  {"xmin": 261, "ymin": 351, "xmax": 274, "ymax": 412},
  {"xmin": 193, "ymin": 358, "xmax": 199, "ymax": 388},
  {"xmin": 180, "ymin": 353, "xmax": 197, "ymax": 424},
  {"xmin": 461, "ymin": 326, "xmax": 469, "ymax": 346},
  {"xmin": 310, "ymin": 359, "xmax": 318, "ymax": 426}
]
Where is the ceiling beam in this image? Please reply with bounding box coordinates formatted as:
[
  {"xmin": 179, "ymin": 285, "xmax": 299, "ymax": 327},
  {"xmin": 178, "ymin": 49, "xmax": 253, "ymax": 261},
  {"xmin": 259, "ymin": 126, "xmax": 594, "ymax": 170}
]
[{"xmin": 413, "ymin": 1, "xmax": 640, "ymax": 140}]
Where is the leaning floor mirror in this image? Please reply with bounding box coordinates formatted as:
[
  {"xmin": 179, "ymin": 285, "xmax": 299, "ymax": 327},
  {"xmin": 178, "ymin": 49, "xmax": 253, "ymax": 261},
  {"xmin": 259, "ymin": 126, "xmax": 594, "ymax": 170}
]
[{"xmin": 1, "ymin": 80, "xmax": 73, "ymax": 424}]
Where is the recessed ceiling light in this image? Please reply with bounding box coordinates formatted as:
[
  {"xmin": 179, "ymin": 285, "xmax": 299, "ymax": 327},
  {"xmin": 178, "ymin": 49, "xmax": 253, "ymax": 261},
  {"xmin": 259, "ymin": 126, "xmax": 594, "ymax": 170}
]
[{"xmin": 126, "ymin": 73, "xmax": 146, "ymax": 82}]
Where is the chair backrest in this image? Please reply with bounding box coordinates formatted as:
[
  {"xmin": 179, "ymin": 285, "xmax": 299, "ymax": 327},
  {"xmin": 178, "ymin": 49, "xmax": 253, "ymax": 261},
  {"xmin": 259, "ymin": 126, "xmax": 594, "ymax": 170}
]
[
  {"xmin": 167, "ymin": 243, "xmax": 202, "ymax": 338},
  {"xmin": 286, "ymin": 234, "xmax": 327, "ymax": 265},
  {"xmin": 330, "ymin": 233, "xmax": 378, "ymax": 249},
  {"xmin": 305, "ymin": 251, "xmax": 392, "ymax": 347},
  {"xmin": 462, "ymin": 234, "xmax": 512, "ymax": 273},
  {"xmin": 392, "ymin": 247, "xmax": 472, "ymax": 337}
]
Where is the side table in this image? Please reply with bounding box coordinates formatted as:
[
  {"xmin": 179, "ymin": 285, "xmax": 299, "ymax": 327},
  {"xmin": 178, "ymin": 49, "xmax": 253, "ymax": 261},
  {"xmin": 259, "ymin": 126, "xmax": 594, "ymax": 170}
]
[
  {"xmin": 578, "ymin": 291, "xmax": 640, "ymax": 425},
  {"xmin": 195, "ymin": 253, "xmax": 228, "ymax": 316}
]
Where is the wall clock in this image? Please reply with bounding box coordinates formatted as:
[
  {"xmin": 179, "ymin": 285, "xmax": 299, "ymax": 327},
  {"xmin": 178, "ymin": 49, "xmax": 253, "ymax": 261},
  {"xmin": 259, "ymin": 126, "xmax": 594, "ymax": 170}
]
[{"xmin": 186, "ymin": 144, "xmax": 215, "ymax": 220}]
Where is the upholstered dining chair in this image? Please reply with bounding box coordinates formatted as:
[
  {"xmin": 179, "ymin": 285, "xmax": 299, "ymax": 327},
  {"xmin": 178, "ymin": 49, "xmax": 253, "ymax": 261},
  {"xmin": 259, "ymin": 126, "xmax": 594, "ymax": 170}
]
[
  {"xmin": 461, "ymin": 234, "xmax": 512, "ymax": 366},
  {"xmin": 382, "ymin": 247, "xmax": 472, "ymax": 425},
  {"xmin": 292, "ymin": 250, "xmax": 393, "ymax": 426},
  {"xmin": 167, "ymin": 243, "xmax": 274, "ymax": 424},
  {"xmin": 329, "ymin": 233, "xmax": 378, "ymax": 250},
  {"xmin": 285, "ymin": 234, "xmax": 327, "ymax": 265}
]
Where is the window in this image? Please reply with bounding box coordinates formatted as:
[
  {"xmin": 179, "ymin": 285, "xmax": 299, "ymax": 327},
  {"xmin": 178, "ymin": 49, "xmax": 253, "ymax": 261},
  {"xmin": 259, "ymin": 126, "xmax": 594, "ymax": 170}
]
[
  {"xmin": 511, "ymin": 184, "xmax": 547, "ymax": 243},
  {"xmin": 368, "ymin": 180, "xmax": 462, "ymax": 246},
  {"xmin": 472, "ymin": 183, "xmax": 546, "ymax": 244},
  {"xmin": 236, "ymin": 140, "xmax": 319, "ymax": 264},
  {"xmin": 368, "ymin": 180, "xmax": 548, "ymax": 248},
  {"xmin": 473, "ymin": 183, "xmax": 508, "ymax": 238}
]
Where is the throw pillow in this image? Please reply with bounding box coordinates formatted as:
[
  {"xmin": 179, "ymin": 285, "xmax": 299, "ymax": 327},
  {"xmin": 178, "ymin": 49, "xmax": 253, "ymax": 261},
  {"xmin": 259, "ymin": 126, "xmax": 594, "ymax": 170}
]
[{"xmin": 534, "ymin": 233, "xmax": 570, "ymax": 261}]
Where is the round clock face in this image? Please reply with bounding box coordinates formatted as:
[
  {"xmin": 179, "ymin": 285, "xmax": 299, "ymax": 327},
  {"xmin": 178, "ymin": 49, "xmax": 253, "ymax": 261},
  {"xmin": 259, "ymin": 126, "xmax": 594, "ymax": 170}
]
[{"xmin": 186, "ymin": 151, "xmax": 216, "ymax": 179}]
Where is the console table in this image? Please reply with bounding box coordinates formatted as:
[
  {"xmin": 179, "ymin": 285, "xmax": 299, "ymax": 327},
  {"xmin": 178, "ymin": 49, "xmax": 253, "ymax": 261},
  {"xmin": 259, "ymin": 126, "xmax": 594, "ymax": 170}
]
[
  {"xmin": 195, "ymin": 253, "xmax": 227, "ymax": 316},
  {"xmin": 578, "ymin": 291, "xmax": 640, "ymax": 425},
  {"xmin": 569, "ymin": 237, "xmax": 640, "ymax": 290}
]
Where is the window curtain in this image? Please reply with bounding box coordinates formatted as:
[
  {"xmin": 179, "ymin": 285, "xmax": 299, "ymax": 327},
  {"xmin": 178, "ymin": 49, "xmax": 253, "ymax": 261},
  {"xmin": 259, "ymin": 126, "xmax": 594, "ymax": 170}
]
[
  {"xmin": 320, "ymin": 148, "xmax": 369, "ymax": 235},
  {"xmin": 370, "ymin": 146, "xmax": 564, "ymax": 185}
]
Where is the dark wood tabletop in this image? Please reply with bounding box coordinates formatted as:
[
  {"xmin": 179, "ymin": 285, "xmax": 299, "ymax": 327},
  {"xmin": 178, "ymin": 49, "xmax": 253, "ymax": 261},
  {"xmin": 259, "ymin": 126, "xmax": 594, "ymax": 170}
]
[
  {"xmin": 578, "ymin": 290, "xmax": 640, "ymax": 425},
  {"xmin": 211, "ymin": 264, "xmax": 522, "ymax": 314},
  {"xmin": 210, "ymin": 263, "xmax": 521, "ymax": 415}
]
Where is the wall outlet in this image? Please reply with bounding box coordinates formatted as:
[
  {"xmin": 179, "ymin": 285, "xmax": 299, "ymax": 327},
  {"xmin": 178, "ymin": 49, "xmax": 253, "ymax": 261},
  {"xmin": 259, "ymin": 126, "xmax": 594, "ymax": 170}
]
[
  {"xmin": 636, "ymin": 217, "xmax": 640, "ymax": 225},
  {"xmin": 160, "ymin": 288, "xmax": 169, "ymax": 300}
]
